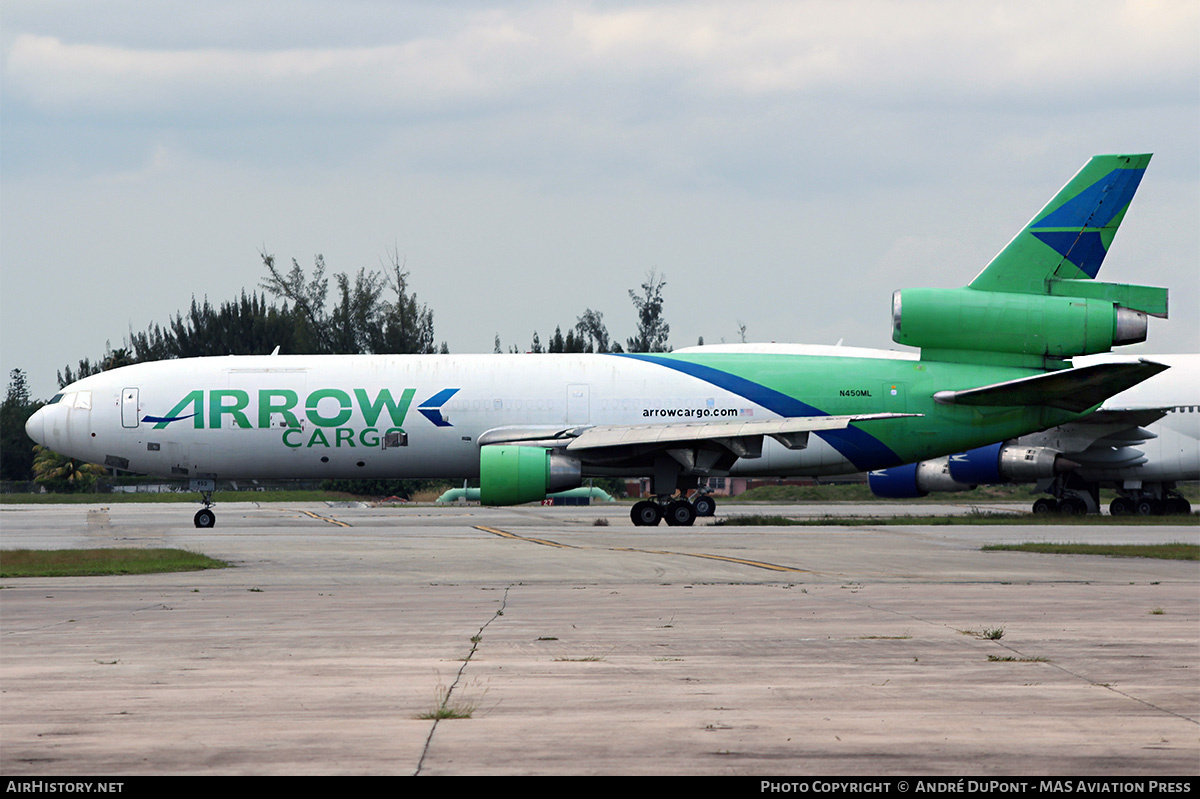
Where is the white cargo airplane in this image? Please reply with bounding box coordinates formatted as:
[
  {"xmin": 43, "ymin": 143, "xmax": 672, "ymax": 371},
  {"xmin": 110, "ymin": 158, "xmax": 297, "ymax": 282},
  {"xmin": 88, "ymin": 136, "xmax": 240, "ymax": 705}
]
[
  {"xmin": 868, "ymin": 353, "xmax": 1198, "ymax": 515},
  {"xmin": 23, "ymin": 154, "xmax": 1173, "ymax": 527}
]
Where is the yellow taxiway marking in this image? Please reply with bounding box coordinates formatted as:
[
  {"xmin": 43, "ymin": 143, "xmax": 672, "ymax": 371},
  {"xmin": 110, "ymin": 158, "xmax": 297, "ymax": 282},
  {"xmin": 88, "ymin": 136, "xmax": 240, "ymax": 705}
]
[
  {"xmin": 293, "ymin": 509, "xmax": 351, "ymax": 528},
  {"xmin": 474, "ymin": 525, "xmax": 811, "ymax": 573},
  {"xmin": 474, "ymin": 526, "xmax": 574, "ymax": 548}
]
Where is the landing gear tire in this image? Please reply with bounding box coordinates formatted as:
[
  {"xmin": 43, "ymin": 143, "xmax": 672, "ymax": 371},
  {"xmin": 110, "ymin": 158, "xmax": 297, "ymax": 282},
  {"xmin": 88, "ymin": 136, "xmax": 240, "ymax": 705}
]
[
  {"xmin": 1032, "ymin": 498, "xmax": 1058, "ymax": 515},
  {"xmin": 664, "ymin": 500, "xmax": 697, "ymax": 527},
  {"xmin": 1059, "ymin": 497, "xmax": 1087, "ymax": 516},
  {"xmin": 692, "ymin": 495, "xmax": 716, "ymax": 517},
  {"xmin": 631, "ymin": 501, "xmax": 662, "ymax": 527},
  {"xmin": 1110, "ymin": 497, "xmax": 1135, "ymax": 516},
  {"xmin": 194, "ymin": 508, "xmax": 216, "ymax": 529},
  {"xmin": 1164, "ymin": 496, "xmax": 1191, "ymax": 515},
  {"xmin": 1135, "ymin": 498, "xmax": 1160, "ymax": 516}
]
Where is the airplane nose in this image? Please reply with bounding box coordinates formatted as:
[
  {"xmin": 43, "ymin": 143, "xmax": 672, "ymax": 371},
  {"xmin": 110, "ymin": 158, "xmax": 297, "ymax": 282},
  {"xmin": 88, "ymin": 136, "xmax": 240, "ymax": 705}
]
[{"xmin": 25, "ymin": 407, "xmax": 46, "ymax": 446}]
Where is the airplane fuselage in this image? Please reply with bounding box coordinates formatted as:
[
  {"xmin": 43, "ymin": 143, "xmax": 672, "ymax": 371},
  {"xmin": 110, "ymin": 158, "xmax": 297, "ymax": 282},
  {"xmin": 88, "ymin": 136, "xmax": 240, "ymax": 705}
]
[{"xmin": 29, "ymin": 347, "xmax": 1084, "ymax": 483}]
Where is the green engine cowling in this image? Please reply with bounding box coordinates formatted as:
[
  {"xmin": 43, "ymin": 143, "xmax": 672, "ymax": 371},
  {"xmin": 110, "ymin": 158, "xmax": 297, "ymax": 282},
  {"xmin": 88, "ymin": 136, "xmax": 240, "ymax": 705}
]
[
  {"xmin": 892, "ymin": 287, "xmax": 1147, "ymax": 362},
  {"xmin": 479, "ymin": 446, "xmax": 583, "ymax": 506}
]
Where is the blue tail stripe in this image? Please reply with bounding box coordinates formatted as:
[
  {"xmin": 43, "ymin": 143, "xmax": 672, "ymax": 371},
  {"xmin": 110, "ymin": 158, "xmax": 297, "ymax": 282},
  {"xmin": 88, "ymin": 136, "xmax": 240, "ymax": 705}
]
[
  {"xmin": 1030, "ymin": 230, "xmax": 1109, "ymax": 278},
  {"xmin": 1032, "ymin": 167, "xmax": 1145, "ymax": 230}
]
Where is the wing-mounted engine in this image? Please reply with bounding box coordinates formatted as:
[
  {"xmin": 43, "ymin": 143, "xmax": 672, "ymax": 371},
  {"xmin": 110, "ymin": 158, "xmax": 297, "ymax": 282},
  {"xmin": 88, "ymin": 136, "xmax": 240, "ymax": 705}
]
[
  {"xmin": 479, "ymin": 445, "xmax": 583, "ymax": 506},
  {"xmin": 868, "ymin": 443, "xmax": 1074, "ymax": 498}
]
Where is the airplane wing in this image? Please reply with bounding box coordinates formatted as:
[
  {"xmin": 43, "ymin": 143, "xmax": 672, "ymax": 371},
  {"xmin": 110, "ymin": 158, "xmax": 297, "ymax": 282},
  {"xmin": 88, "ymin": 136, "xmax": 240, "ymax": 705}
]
[
  {"xmin": 479, "ymin": 412, "xmax": 920, "ymax": 469},
  {"xmin": 563, "ymin": 413, "xmax": 919, "ymax": 453},
  {"xmin": 1017, "ymin": 406, "xmax": 1169, "ymax": 471}
]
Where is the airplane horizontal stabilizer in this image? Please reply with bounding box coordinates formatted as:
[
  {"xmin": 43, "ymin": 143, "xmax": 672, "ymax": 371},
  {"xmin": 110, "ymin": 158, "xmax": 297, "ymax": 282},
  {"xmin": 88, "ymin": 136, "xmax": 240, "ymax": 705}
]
[{"xmin": 932, "ymin": 360, "xmax": 1168, "ymax": 413}]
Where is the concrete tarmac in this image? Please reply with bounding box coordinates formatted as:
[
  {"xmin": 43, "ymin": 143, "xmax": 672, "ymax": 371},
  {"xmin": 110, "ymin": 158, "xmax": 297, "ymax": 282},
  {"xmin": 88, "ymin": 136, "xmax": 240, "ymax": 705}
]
[{"xmin": 1, "ymin": 501, "xmax": 1197, "ymax": 776}]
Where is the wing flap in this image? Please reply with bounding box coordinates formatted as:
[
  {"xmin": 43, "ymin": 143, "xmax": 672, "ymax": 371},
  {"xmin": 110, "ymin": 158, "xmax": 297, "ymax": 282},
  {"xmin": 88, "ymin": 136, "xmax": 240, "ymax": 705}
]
[{"xmin": 562, "ymin": 412, "xmax": 919, "ymax": 452}]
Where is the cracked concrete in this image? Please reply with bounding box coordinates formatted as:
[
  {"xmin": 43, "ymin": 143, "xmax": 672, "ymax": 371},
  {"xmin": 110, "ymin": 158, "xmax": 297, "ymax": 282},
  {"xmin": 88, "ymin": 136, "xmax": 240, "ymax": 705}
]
[{"xmin": 1, "ymin": 501, "xmax": 1196, "ymax": 775}]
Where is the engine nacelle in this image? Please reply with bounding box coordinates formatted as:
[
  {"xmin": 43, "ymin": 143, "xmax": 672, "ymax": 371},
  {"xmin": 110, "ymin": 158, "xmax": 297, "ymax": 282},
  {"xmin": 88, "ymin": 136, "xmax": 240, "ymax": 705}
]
[
  {"xmin": 871, "ymin": 444, "xmax": 1073, "ymax": 498},
  {"xmin": 479, "ymin": 446, "xmax": 582, "ymax": 506},
  {"xmin": 892, "ymin": 287, "xmax": 1146, "ymax": 359},
  {"xmin": 867, "ymin": 457, "xmax": 969, "ymax": 498},
  {"xmin": 949, "ymin": 443, "xmax": 1067, "ymax": 484}
]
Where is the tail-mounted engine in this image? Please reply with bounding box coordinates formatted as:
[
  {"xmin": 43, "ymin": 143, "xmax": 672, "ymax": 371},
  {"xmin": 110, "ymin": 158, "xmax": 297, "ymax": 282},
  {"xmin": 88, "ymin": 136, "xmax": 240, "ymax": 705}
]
[{"xmin": 892, "ymin": 287, "xmax": 1154, "ymax": 365}]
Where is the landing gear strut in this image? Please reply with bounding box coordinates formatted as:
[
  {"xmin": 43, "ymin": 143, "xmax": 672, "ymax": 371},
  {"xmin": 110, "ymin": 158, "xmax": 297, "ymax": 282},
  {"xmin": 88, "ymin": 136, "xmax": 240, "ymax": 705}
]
[
  {"xmin": 1032, "ymin": 474, "xmax": 1098, "ymax": 515},
  {"xmin": 629, "ymin": 456, "xmax": 723, "ymax": 527},
  {"xmin": 191, "ymin": 478, "xmax": 217, "ymax": 528}
]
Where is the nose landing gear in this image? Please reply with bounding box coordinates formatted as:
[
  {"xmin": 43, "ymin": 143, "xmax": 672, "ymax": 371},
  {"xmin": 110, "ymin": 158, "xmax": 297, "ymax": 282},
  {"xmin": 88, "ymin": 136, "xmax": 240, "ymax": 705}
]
[{"xmin": 191, "ymin": 478, "xmax": 217, "ymax": 528}]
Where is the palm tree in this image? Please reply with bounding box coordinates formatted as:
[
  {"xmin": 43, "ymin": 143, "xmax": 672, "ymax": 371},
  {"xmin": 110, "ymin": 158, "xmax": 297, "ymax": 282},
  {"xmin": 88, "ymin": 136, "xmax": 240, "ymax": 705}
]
[
  {"xmin": 32, "ymin": 446, "xmax": 107, "ymax": 493},
  {"xmin": 101, "ymin": 347, "xmax": 135, "ymax": 372}
]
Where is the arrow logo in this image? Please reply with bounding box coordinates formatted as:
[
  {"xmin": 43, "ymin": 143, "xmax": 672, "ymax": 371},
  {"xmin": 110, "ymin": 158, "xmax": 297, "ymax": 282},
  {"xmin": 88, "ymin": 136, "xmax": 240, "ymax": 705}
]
[{"xmin": 417, "ymin": 388, "xmax": 459, "ymax": 427}]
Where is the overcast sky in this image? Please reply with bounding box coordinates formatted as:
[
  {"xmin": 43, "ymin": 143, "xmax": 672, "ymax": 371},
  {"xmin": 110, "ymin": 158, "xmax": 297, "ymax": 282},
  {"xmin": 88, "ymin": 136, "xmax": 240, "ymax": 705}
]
[{"xmin": 3, "ymin": 0, "xmax": 1197, "ymax": 399}]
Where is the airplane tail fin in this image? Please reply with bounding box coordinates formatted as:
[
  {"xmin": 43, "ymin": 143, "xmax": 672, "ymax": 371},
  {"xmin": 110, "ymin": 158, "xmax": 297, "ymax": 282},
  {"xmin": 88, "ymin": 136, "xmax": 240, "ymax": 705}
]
[
  {"xmin": 893, "ymin": 154, "xmax": 1167, "ymax": 368},
  {"xmin": 969, "ymin": 154, "xmax": 1152, "ymax": 292}
]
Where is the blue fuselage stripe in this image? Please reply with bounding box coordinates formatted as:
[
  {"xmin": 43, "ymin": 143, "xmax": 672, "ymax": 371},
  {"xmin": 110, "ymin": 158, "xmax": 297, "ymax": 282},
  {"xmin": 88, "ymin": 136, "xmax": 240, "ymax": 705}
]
[{"xmin": 613, "ymin": 353, "xmax": 902, "ymax": 470}]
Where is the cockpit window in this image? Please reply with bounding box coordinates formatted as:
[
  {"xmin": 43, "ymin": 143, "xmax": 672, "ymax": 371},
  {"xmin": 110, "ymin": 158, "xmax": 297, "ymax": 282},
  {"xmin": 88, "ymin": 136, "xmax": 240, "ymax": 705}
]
[
  {"xmin": 48, "ymin": 394, "xmax": 64, "ymax": 405},
  {"xmin": 61, "ymin": 392, "xmax": 76, "ymax": 408},
  {"xmin": 74, "ymin": 391, "xmax": 91, "ymax": 410}
]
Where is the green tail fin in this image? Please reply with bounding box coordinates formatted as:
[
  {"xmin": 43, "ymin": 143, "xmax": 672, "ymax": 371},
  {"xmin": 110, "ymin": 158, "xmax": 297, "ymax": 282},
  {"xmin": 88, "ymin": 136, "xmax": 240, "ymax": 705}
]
[
  {"xmin": 968, "ymin": 154, "xmax": 1154, "ymax": 298},
  {"xmin": 893, "ymin": 155, "xmax": 1167, "ymax": 368}
]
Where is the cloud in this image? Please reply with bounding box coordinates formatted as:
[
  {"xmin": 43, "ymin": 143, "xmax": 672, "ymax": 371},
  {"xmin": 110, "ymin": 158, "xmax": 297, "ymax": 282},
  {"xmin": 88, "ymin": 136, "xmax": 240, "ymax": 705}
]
[
  {"xmin": 7, "ymin": 1, "xmax": 1196, "ymax": 123},
  {"xmin": 5, "ymin": 31, "xmax": 535, "ymax": 118}
]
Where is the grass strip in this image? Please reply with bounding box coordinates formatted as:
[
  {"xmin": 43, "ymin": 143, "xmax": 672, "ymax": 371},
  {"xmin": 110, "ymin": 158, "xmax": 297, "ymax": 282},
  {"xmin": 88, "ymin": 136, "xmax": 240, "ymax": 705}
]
[
  {"xmin": 713, "ymin": 513, "xmax": 1197, "ymax": 527},
  {"xmin": 724, "ymin": 483, "xmax": 1200, "ymax": 503},
  {"xmin": 0, "ymin": 490, "xmax": 352, "ymax": 505},
  {"xmin": 981, "ymin": 542, "xmax": 1198, "ymax": 560},
  {"xmin": 1, "ymin": 548, "xmax": 230, "ymax": 577}
]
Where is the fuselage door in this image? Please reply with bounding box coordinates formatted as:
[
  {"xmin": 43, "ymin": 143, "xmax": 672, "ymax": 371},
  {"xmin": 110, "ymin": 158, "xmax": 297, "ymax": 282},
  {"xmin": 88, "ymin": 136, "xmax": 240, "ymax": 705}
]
[{"xmin": 121, "ymin": 387, "xmax": 140, "ymax": 429}]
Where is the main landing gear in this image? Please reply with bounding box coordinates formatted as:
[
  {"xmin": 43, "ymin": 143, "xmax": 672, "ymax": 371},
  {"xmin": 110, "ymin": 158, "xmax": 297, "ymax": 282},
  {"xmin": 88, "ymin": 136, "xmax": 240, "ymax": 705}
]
[
  {"xmin": 630, "ymin": 493, "xmax": 717, "ymax": 527},
  {"xmin": 1108, "ymin": 492, "xmax": 1191, "ymax": 516},
  {"xmin": 630, "ymin": 456, "xmax": 722, "ymax": 527},
  {"xmin": 1031, "ymin": 474, "xmax": 1192, "ymax": 516}
]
